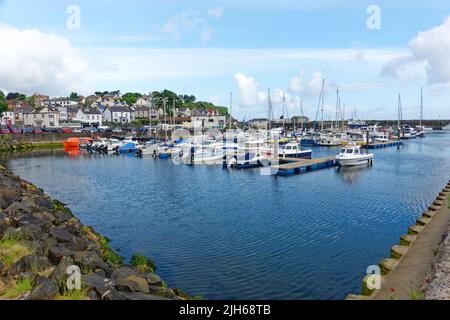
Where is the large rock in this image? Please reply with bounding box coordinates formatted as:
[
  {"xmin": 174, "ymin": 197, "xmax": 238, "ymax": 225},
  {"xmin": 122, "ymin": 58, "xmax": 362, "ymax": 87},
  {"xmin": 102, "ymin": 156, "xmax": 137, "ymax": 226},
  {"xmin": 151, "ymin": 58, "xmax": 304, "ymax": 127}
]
[
  {"xmin": 66, "ymin": 236, "xmax": 89, "ymax": 252},
  {"xmin": 50, "ymin": 257, "xmax": 75, "ymax": 284},
  {"xmin": 0, "ymin": 189, "xmax": 21, "ymax": 210},
  {"xmin": 9, "ymin": 254, "xmax": 53, "ymax": 276},
  {"xmin": 72, "ymin": 251, "xmax": 110, "ymax": 274},
  {"xmin": 143, "ymin": 273, "xmax": 163, "ymax": 286},
  {"xmin": 27, "ymin": 277, "xmax": 58, "ymax": 300},
  {"xmin": 7, "ymin": 226, "xmax": 38, "ymax": 241},
  {"xmin": 13, "ymin": 214, "xmax": 51, "ymax": 234},
  {"xmin": 50, "ymin": 227, "xmax": 75, "ymax": 243},
  {"xmin": 148, "ymin": 285, "xmax": 179, "ymax": 299},
  {"xmin": 32, "ymin": 211, "xmax": 56, "ymax": 224},
  {"xmin": 110, "ymin": 266, "xmax": 140, "ymax": 282},
  {"xmin": 48, "ymin": 245, "xmax": 75, "ymax": 265},
  {"xmin": 83, "ymin": 272, "xmax": 115, "ymax": 299},
  {"xmin": 115, "ymin": 275, "xmax": 150, "ymax": 294},
  {"xmin": 4, "ymin": 201, "xmax": 32, "ymax": 215}
]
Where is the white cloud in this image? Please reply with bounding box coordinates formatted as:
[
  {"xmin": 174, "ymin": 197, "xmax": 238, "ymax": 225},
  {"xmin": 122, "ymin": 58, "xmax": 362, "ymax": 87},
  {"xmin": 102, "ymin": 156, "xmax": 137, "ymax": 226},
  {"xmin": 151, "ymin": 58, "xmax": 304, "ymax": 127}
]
[
  {"xmin": 289, "ymin": 75, "xmax": 303, "ymax": 93},
  {"xmin": 208, "ymin": 7, "xmax": 224, "ymax": 19},
  {"xmin": 382, "ymin": 16, "xmax": 450, "ymax": 84},
  {"xmin": 0, "ymin": 24, "xmax": 87, "ymax": 96},
  {"xmin": 306, "ymin": 71, "xmax": 324, "ymax": 96},
  {"xmin": 161, "ymin": 9, "xmax": 211, "ymax": 44},
  {"xmin": 234, "ymin": 73, "xmax": 260, "ymax": 107}
]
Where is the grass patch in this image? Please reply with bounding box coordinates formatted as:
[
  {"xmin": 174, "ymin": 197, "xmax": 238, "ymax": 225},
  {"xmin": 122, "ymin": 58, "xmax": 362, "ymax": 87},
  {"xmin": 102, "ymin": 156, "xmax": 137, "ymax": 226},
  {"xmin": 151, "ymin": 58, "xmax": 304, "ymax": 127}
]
[
  {"xmin": 0, "ymin": 234, "xmax": 31, "ymax": 269},
  {"xmin": 130, "ymin": 253, "xmax": 156, "ymax": 273},
  {"xmin": 56, "ymin": 287, "xmax": 89, "ymax": 301},
  {"xmin": 0, "ymin": 277, "xmax": 33, "ymax": 299},
  {"xmin": 410, "ymin": 290, "xmax": 425, "ymax": 300}
]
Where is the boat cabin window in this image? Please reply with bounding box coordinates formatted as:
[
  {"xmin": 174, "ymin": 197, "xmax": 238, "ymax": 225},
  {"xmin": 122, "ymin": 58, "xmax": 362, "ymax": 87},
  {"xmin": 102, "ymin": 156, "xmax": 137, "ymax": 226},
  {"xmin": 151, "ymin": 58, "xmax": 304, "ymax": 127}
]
[
  {"xmin": 346, "ymin": 149, "xmax": 353, "ymax": 154},
  {"xmin": 341, "ymin": 149, "xmax": 346, "ymax": 153}
]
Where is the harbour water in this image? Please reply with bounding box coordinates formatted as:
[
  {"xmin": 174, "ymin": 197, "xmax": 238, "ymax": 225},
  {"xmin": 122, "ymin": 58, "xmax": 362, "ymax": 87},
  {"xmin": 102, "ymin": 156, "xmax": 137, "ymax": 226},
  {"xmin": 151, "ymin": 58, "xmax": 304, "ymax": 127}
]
[{"xmin": 5, "ymin": 133, "xmax": 450, "ymax": 300}]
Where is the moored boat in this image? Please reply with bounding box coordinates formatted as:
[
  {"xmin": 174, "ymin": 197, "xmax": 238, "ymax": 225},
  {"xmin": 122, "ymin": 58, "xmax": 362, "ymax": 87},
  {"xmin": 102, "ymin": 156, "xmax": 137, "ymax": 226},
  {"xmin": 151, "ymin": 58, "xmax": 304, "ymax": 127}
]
[{"xmin": 336, "ymin": 145, "xmax": 374, "ymax": 167}]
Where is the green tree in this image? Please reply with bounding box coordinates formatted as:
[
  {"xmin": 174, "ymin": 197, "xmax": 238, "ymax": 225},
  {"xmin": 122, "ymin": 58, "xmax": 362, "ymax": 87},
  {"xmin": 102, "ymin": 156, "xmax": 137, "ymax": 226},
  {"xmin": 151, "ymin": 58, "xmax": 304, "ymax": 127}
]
[
  {"xmin": 0, "ymin": 101, "xmax": 8, "ymax": 117},
  {"xmin": 121, "ymin": 92, "xmax": 142, "ymax": 106},
  {"xmin": 0, "ymin": 90, "xmax": 5, "ymax": 101},
  {"xmin": 6, "ymin": 92, "xmax": 26, "ymax": 101},
  {"xmin": 69, "ymin": 92, "xmax": 79, "ymax": 100}
]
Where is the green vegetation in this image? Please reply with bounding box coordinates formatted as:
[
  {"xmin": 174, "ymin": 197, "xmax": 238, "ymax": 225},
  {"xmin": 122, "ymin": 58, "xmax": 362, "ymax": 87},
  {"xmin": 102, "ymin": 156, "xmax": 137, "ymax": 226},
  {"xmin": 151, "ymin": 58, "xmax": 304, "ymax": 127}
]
[
  {"xmin": 0, "ymin": 276, "xmax": 33, "ymax": 299},
  {"xmin": 130, "ymin": 253, "xmax": 156, "ymax": 273},
  {"xmin": 121, "ymin": 92, "xmax": 142, "ymax": 106},
  {"xmin": 150, "ymin": 89, "xmax": 228, "ymax": 115},
  {"xmin": 82, "ymin": 226, "xmax": 123, "ymax": 265},
  {"xmin": 0, "ymin": 101, "xmax": 7, "ymax": 118},
  {"xmin": 410, "ymin": 290, "xmax": 425, "ymax": 300},
  {"xmin": 0, "ymin": 233, "xmax": 31, "ymax": 268},
  {"xmin": 69, "ymin": 92, "xmax": 79, "ymax": 100},
  {"xmin": 57, "ymin": 282, "xmax": 89, "ymax": 300}
]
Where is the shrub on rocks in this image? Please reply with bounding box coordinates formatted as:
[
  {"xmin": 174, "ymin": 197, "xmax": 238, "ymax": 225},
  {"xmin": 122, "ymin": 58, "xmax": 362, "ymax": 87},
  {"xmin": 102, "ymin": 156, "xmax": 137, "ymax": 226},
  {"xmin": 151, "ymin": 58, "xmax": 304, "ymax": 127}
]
[{"xmin": 130, "ymin": 253, "xmax": 156, "ymax": 273}]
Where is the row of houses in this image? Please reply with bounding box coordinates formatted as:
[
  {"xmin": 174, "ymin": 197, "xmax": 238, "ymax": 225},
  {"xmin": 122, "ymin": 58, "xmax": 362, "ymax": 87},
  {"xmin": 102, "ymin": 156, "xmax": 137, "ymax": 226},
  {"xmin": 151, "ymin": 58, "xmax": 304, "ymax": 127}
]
[{"xmin": 1, "ymin": 101, "xmax": 227, "ymax": 129}]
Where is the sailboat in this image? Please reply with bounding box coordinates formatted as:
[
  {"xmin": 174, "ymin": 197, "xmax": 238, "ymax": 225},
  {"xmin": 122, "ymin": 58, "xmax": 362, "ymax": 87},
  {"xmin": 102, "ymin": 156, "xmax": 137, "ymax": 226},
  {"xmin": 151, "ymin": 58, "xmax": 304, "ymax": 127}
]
[{"xmin": 416, "ymin": 87, "xmax": 431, "ymax": 136}]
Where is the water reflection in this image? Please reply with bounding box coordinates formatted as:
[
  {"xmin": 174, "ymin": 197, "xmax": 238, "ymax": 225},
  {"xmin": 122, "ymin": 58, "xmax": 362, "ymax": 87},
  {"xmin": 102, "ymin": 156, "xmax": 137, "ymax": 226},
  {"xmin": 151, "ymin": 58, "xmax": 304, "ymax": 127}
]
[{"xmin": 335, "ymin": 165, "xmax": 372, "ymax": 184}]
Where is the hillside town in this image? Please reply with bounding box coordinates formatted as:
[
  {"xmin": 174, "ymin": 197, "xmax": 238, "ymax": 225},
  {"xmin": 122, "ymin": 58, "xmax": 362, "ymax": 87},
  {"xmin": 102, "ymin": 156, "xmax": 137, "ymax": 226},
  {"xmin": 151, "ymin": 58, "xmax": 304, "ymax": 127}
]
[{"xmin": 0, "ymin": 90, "xmax": 236, "ymax": 132}]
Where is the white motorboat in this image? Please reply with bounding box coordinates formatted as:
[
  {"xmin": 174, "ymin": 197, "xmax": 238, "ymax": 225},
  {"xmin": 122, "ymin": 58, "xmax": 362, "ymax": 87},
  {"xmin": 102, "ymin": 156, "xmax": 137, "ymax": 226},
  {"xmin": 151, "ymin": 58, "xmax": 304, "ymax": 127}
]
[
  {"xmin": 442, "ymin": 123, "xmax": 450, "ymax": 131},
  {"xmin": 106, "ymin": 139, "xmax": 121, "ymax": 151},
  {"xmin": 279, "ymin": 142, "xmax": 312, "ymax": 159},
  {"xmin": 401, "ymin": 125, "xmax": 417, "ymax": 139},
  {"xmin": 228, "ymin": 152, "xmax": 266, "ymax": 169},
  {"xmin": 336, "ymin": 145, "xmax": 374, "ymax": 167}
]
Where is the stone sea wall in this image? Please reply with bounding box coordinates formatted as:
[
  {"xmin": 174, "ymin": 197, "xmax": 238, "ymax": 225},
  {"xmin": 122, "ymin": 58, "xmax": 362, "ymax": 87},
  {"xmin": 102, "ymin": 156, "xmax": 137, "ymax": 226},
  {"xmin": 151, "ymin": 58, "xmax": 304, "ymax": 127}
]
[
  {"xmin": 347, "ymin": 180, "xmax": 450, "ymax": 300},
  {"xmin": 0, "ymin": 164, "xmax": 191, "ymax": 300}
]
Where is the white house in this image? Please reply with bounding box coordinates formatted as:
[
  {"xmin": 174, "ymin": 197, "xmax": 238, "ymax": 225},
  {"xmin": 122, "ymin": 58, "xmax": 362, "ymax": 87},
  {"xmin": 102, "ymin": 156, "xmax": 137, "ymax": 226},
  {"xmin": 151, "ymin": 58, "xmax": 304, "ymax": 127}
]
[
  {"xmin": 23, "ymin": 107, "xmax": 60, "ymax": 128},
  {"xmin": 1, "ymin": 111, "xmax": 15, "ymax": 126},
  {"xmin": 75, "ymin": 107, "xmax": 103, "ymax": 127},
  {"xmin": 103, "ymin": 106, "xmax": 132, "ymax": 124},
  {"xmin": 44, "ymin": 98, "xmax": 79, "ymax": 108},
  {"xmin": 191, "ymin": 115, "xmax": 226, "ymax": 129}
]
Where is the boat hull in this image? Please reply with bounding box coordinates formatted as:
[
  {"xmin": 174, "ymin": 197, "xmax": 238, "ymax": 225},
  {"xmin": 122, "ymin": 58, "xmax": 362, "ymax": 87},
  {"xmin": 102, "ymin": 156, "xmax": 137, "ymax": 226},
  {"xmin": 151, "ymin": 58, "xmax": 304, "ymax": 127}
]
[{"xmin": 336, "ymin": 154, "xmax": 374, "ymax": 167}]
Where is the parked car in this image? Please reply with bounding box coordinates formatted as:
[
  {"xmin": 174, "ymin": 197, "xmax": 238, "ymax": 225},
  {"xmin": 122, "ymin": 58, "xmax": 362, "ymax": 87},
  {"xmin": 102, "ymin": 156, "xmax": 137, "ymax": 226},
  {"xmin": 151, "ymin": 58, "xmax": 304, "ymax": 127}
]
[
  {"xmin": 32, "ymin": 128, "xmax": 43, "ymax": 134},
  {"xmin": 112, "ymin": 128, "xmax": 123, "ymax": 133},
  {"xmin": 42, "ymin": 127, "xmax": 63, "ymax": 133},
  {"xmin": 8, "ymin": 127, "xmax": 22, "ymax": 134},
  {"xmin": 21, "ymin": 127, "xmax": 33, "ymax": 134},
  {"xmin": 0, "ymin": 128, "xmax": 11, "ymax": 134},
  {"xmin": 73, "ymin": 128, "xmax": 83, "ymax": 133},
  {"xmin": 62, "ymin": 128, "xmax": 73, "ymax": 133},
  {"xmin": 81, "ymin": 127, "xmax": 98, "ymax": 133}
]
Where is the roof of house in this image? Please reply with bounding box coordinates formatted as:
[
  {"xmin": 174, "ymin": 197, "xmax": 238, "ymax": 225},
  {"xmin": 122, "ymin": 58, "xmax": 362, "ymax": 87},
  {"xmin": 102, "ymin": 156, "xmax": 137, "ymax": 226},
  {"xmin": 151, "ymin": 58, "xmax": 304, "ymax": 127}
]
[
  {"xmin": 80, "ymin": 107, "xmax": 101, "ymax": 115},
  {"xmin": 105, "ymin": 106, "xmax": 130, "ymax": 113},
  {"xmin": 248, "ymin": 118, "xmax": 269, "ymax": 122}
]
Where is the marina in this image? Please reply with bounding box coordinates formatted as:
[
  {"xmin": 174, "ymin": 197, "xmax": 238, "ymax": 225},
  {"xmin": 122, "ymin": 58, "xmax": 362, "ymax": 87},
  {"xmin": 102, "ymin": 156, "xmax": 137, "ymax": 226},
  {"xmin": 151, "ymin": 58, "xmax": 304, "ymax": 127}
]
[{"xmin": 6, "ymin": 132, "xmax": 450, "ymax": 300}]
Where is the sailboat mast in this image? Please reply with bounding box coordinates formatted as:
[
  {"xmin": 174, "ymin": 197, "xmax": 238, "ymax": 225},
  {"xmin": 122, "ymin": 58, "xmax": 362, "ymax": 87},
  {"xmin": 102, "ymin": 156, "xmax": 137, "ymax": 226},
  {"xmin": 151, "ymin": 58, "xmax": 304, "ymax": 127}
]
[
  {"xmin": 420, "ymin": 87, "xmax": 423, "ymax": 128},
  {"xmin": 321, "ymin": 79, "xmax": 325, "ymax": 131},
  {"xmin": 282, "ymin": 93, "xmax": 286, "ymax": 132},
  {"xmin": 268, "ymin": 88, "xmax": 272, "ymax": 131},
  {"xmin": 229, "ymin": 92, "xmax": 233, "ymax": 130}
]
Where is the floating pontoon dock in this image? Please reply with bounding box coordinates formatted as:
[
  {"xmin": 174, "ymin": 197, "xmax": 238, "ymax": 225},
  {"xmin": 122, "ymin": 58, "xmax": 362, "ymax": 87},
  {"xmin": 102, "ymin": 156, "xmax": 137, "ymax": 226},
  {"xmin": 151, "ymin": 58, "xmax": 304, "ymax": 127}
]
[
  {"xmin": 272, "ymin": 156, "xmax": 337, "ymax": 176},
  {"xmin": 361, "ymin": 141, "xmax": 403, "ymax": 149}
]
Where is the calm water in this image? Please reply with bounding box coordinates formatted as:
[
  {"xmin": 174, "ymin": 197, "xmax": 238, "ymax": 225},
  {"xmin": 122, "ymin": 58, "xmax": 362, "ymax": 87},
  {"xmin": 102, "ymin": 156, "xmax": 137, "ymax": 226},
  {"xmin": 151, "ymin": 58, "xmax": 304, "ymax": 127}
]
[{"xmin": 6, "ymin": 133, "xmax": 450, "ymax": 300}]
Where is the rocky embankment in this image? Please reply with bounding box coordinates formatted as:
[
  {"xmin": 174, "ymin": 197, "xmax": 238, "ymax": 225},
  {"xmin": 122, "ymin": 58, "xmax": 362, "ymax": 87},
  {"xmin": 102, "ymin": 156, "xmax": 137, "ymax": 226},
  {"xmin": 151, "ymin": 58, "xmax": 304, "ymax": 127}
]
[
  {"xmin": 0, "ymin": 164, "xmax": 190, "ymax": 300},
  {"xmin": 424, "ymin": 225, "xmax": 450, "ymax": 299}
]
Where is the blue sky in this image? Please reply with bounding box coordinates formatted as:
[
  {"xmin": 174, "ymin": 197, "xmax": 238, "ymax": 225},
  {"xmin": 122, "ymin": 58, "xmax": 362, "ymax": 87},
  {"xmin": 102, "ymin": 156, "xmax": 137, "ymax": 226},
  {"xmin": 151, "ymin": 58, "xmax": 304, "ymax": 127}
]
[{"xmin": 1, "ymin": 0, "xmax": 450, "ymax": 120}]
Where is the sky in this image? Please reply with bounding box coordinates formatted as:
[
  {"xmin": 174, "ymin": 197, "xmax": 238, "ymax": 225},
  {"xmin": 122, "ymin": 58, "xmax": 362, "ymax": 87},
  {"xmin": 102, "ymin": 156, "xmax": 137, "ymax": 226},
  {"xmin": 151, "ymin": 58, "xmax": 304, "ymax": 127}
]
[{"xmin": 1, "ymin": 0, "xmax": 450, "ymax": 121}]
